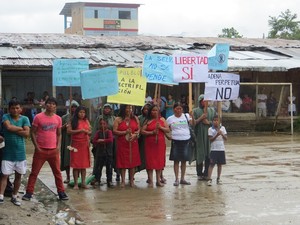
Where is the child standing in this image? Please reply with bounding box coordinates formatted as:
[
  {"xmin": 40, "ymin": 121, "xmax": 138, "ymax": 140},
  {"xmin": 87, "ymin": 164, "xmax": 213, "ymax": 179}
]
[
  {"xmin": 67, "ymin": 106, "xmax": 91, "ymax": 190},
  {"xmin": 0, "ymin": 100, "xmax": 30, "ymax": 205},
  {"xmin": 207, "ymin": 116, "xmax": 227, "ymax": 186},
  {"xmin": 92, "ymin": 119, "xmax": 114, "ymax": 187}
]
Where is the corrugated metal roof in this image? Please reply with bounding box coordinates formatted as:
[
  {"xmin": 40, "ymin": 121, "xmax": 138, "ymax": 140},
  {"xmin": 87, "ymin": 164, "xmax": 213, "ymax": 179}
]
[{"xmin": 0, "ymin": 33, "xmax": 300, "ymax": 71}]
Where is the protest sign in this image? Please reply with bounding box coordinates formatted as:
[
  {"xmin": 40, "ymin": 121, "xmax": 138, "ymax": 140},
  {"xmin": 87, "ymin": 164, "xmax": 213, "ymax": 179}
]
[
  {"xmin": 53, "ymin": 59, "xmax": 89, "ymax": 86},
  {"xmin": 80, "ymin": 66, "xmax": 118, "ymax": 99},
  {"xmin": 143, "ymin": 54, "xmax": 177, "ymax": 85},
  {"xmin": 208, "ymin": 44, "xmax": 230, "ymax": 71},
  {"xmin": 107, "ymin": 68, "xmax": 146, "ymax": 106},
  {"xmin": 204, "ymin": 73, "xmax": 240, "ymax": 101},
  {"xmin": 173, "ymin": 54, "xmax": 208, "ymax": 83}
]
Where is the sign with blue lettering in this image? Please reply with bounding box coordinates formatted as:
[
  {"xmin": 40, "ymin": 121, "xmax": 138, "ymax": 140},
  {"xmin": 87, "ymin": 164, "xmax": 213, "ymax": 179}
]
[
  {"xmin": 208, "ymin": 44, "xmax": 230, "ymax": 71},
  {"xmin": 80, "ymin": 66, "xmax": 118, "ymax": 99},
  {"xmin": 142, "ymin": 54, "xmax": 177, "ymax": 85},
  {"xmin": 204, "ymin": 73, "xmax": 240, "ymax": 101},
  {"xmin": 53, "ymin": 59, "xmax": 89, "ymax": 86}
]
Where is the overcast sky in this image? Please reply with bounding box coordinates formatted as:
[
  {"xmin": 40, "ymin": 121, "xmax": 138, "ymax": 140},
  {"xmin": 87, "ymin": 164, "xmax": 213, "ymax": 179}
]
[{"xmin": 0, "ymin": 0, "xmax": 299, "ymax": 38}]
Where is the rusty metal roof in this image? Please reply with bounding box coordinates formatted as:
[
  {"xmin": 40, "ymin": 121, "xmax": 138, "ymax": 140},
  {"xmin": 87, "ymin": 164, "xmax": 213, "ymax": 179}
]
[{"xmin": 0, "ymin": 33, "xmax": 300, "ymax": 71}]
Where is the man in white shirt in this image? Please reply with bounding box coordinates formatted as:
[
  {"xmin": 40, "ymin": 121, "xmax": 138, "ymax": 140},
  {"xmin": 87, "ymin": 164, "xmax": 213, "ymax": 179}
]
[{"xmin": 257, "ymin": 88, "xmax": 267, "ymax": 117}]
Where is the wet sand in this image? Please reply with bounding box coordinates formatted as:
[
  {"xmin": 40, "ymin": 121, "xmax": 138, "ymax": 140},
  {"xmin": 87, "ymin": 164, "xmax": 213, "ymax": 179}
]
[{"xmin": 27, "ymin": 133, "xmax": 300, "ymax": 224}]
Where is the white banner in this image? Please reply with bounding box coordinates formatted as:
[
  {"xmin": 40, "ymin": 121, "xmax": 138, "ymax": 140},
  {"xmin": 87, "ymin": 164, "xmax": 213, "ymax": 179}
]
[
  {"xmin": 204, "ymin": 73, "xmax": 240, "ymax": 101},
  {"xmin": 173, "ymin": 54, "xmax": 208, "ymax": 83}
]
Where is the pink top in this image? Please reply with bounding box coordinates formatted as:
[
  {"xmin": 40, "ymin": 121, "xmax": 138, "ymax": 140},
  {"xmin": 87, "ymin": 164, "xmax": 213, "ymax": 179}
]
[{"xmin": 32, "ymin": 112, "xmax": 62, "ymax": 149}]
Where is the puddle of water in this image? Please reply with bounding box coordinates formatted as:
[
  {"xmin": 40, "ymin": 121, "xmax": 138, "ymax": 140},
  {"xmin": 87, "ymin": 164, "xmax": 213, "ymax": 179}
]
[{"xmin": 19, "ymin": 172, "xmax": 83, "ymax": 224}]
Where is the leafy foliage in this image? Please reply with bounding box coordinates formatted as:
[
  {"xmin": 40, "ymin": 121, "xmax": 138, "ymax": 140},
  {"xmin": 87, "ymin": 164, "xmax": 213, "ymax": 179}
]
[
  {"xmin": 218, "ymin": 27, "xmax": 243, "ymax": 38},
  {"xmin": 268, "ymin": 9, "xmax": 300, "ymax": 39}
]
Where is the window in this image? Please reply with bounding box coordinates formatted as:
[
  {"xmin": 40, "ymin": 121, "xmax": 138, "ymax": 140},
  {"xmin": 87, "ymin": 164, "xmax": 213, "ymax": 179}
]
[
  {"xmin": 94, "ymin": 10, "xmax": 98, "ymax": 19},
  {"xmin": 119, "ymin": 11, "xmax": 131, "ymax": 19}
]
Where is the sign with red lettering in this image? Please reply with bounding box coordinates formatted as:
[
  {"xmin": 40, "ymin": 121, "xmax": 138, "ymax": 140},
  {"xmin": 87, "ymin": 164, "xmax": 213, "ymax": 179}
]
[
  {"xmin": 173, "ymin": 54, "xmax": 208, "ymax": 83},
  {"xmin": 104, "ymin": 20, "xmax": 121, "ymax": 29}
]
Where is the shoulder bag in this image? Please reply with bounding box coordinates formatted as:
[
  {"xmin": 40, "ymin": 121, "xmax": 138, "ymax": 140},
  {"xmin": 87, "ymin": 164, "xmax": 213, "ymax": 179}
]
[{"xmin": 184, "ymin": 114, "xmax": 196, "ymax": 164}]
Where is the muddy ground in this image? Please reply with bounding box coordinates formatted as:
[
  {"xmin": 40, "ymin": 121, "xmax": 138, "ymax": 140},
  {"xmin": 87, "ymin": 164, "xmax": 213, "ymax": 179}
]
[{"xmin": 1, "ymin": 133, "xmax": 300, "ymax": 225}]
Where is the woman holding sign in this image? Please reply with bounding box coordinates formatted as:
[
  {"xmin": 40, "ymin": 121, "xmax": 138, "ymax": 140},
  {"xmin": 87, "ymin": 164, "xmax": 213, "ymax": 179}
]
[
  {"xmin": 166, "ymin": 102, "xmax": 194, "ymax": 186},
  {"xmin": 113, "ymin": 104, "xmax": 141, "ymax": 188},
  {"xmin": 193, "ymin": 94, "xmax": 216, "ymax": 180}
]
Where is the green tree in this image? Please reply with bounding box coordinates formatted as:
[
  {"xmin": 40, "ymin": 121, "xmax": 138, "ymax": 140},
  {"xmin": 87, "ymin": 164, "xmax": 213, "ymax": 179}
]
[
  {"xmin": 218, "ymin": 27, "xmax": 243, "ymax": 38},
  {"xmin": 268, "ymin": 9, "xmax": 300, "ymax": 39}
]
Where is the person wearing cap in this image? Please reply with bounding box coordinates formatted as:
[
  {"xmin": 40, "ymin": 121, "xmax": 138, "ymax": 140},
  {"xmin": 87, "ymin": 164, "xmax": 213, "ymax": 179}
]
[
  {"xmin": 193, "ymin": 94, "xmax": 216, "ymax": 180},
  {"xmin": 92, "ymin": 104, "xmax": 115, "ymax": 135},
  {"xmin": 65, "ymin": 93, "xmax": 80, "ymax": 114},
  {"xmin": 60, "ymin": 102, "xmax": 79, "ymax": 184}
]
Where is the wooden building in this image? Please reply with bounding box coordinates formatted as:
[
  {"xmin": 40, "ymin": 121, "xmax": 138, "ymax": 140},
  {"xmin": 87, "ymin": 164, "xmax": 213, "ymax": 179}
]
[{"xmin": 0, "ymin": 33, "xmax": 300, "ymax": 132}]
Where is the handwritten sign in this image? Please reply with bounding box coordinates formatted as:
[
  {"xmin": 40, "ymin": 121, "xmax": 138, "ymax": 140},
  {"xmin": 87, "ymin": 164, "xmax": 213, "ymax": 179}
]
[
  {"xmin": 107, "ymin": 68, "xmax": 146, "ymax": 106},
  {"xmin": 204, "ymin": 73, "xmax": 240, "ymax": 101},
  {"xmin": 52, "ymin": 59, "xmax": 89, "ymax": 86},
  {"xmin": 208, "ymin": 44, "xmax": 230, "ymax": 71},
  {"xmin": 142, "ymin": 54, "xmax": 177, "ymax": 85},
  {"xmin": 80, "ymin": 66, "xmax": 118, "ymax": 100},
  {"xmin": 173, "ymin": 54, "xmax": 208, "ymax": 83}
]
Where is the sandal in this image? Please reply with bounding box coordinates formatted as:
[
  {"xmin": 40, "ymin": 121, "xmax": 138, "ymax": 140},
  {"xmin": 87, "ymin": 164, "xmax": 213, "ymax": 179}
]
[
  {"xmin": 81, "ymin": 185, "xmax": 89, "ymax": 189},
  {"xmin": 90, "ymin": 179, "xmax": 96, "ymax": 185},
  {"xmin": 180, "ymin": 180, "xmax": 191, "ymax": 185},
  {"xmin": 148, "ymin": 181, "xmax": 153, "ymax": 187},
  {"xmin": 173, "ymin": 180, "xmax": 179, "ymax": 186},
  {"xmin": 156, "ymin": 182, "xmax": 164, "ymax": 187},
  {"xmin": 63, "ymin": 179, "xmax": 70, "ymax": 184},
  {"xmin": 160, "ymin": 178, "xmax": 167, "ymax": 184}
]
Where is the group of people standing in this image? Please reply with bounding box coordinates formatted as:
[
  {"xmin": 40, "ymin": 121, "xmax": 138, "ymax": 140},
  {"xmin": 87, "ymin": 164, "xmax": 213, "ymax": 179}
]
[
  {"xmin": 0, "ymin": 93, "xmax": 228, "ymax": 206},
  {"xmin": 0, "ymin": 97, "xmax": 69, "ymax": 206}
]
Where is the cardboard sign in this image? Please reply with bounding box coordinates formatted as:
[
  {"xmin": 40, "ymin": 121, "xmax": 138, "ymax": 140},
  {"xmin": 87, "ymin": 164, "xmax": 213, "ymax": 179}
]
[
  {"xmin": 107, "ymin": 68, "xmax": 146, "ymax": 106},
  {"xmin": 80, "ymin": 66, "xmax": 118, "ymax": 99},
  {"xmin": 208, "ymin": 44, "xmax": 230, "ymax": 71},
  {"xmin": 53, "ymin": 59, "xmax": 89, "ymax": 86},
  {"xmin": 204, "ymin": 73, "xmax": 240, "ymax": 101},
  {"xmin": 173, "ymin": 54, "xmax": 208, "ymax": 83},
  {"xmin": 143, "ymin": 54, "xmax": 177, "ymax": 85}
]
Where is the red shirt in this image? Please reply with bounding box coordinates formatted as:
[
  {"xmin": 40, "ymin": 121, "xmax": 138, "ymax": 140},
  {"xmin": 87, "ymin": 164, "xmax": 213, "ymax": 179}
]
[{"xmin": 32, "ymin": 112, "xmax": 62, "ymax": 149}]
